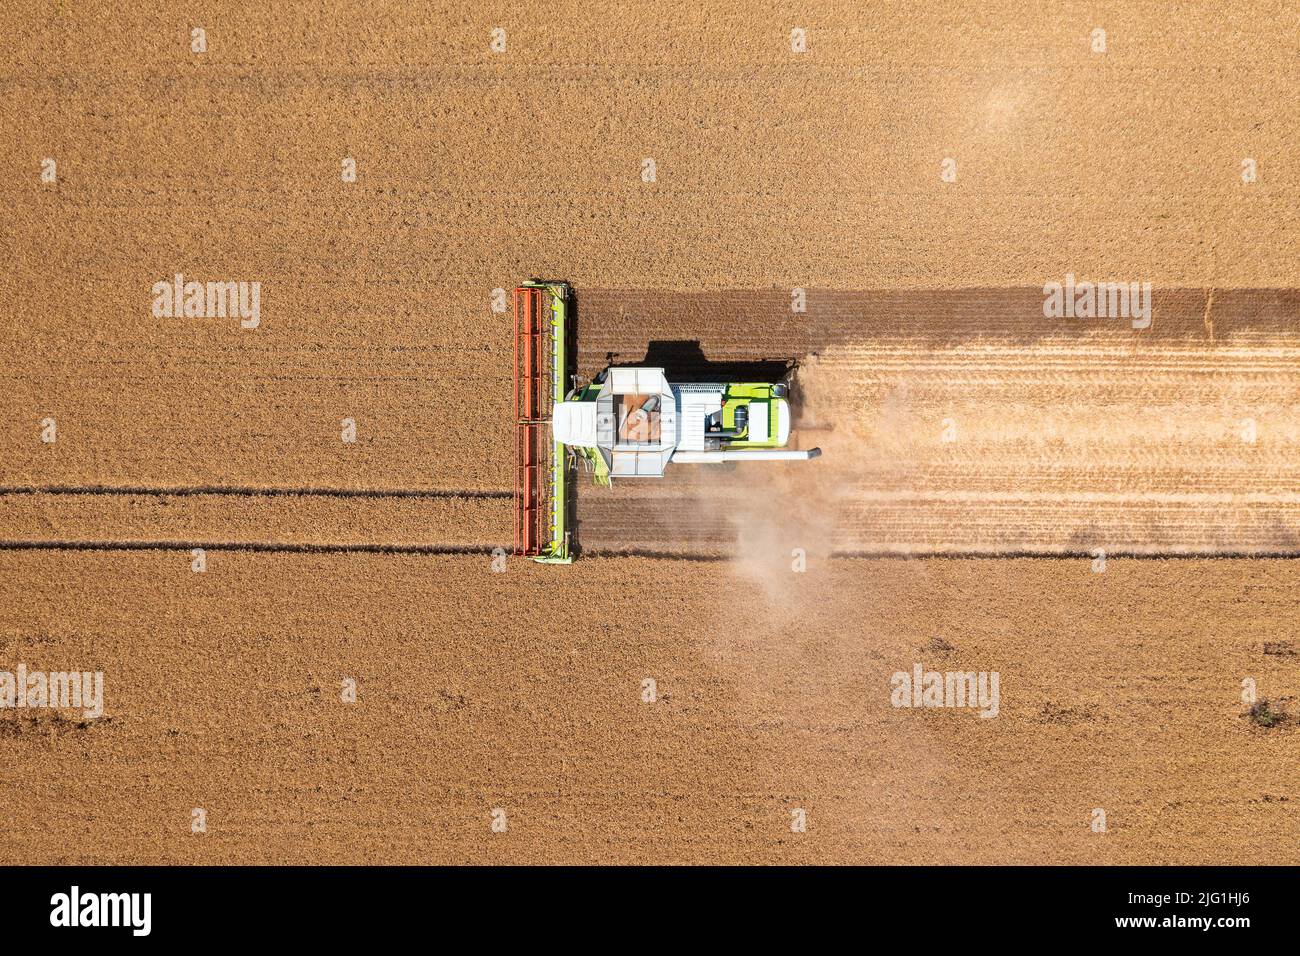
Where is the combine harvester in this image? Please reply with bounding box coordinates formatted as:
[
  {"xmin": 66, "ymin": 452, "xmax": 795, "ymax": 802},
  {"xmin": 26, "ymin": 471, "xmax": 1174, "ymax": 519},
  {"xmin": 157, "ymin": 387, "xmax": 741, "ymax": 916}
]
[{"xmin": 512, "ymin": 280, "xmax": 820, "ymax": 563}]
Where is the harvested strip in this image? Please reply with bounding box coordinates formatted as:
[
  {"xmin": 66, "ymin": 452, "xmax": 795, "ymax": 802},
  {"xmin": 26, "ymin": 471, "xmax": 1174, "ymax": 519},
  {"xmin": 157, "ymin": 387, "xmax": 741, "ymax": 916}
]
[{"xmin": 574, "ymin": 293, "xmax": 1300, "ymax": 555}]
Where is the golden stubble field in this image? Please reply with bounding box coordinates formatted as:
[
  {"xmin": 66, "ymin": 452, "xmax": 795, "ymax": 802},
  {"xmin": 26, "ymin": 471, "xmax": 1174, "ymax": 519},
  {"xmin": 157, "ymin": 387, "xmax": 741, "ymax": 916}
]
[{"xmin": 1, "ymin": 2, "xmax": 1297, "ymax": 863}]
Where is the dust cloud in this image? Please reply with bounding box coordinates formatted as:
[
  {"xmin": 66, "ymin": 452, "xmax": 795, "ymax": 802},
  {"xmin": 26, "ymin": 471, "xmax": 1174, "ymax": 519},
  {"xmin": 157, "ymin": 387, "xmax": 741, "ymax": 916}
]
[{"xmin": 724, "ymin": 332, "xmax": 1300, "ymax": 584}]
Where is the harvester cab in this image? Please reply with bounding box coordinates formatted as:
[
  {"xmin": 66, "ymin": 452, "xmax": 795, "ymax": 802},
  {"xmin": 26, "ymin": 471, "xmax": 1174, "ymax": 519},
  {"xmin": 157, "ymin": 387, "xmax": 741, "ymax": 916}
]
[{"xmin": 512, "ymin": 281, "xmax": 821, "ymax": 563}]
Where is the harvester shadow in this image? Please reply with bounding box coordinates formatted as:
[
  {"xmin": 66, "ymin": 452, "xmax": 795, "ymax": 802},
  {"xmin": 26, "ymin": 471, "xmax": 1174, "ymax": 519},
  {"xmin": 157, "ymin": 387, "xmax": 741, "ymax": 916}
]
[{"xmin": 605, "ymin": 339, "xmax": 793, "ymax": 384}]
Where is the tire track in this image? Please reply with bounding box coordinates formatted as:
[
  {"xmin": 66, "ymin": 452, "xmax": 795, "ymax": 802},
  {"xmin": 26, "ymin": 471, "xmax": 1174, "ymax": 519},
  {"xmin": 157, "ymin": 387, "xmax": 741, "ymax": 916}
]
[{"xmin": 0, "ymin": 540, "xmax": 493, "ymax": 555}]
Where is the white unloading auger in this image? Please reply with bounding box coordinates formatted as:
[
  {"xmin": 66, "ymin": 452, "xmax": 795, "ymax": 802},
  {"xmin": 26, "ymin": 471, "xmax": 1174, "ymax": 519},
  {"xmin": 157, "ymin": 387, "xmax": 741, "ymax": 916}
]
[{"xmin": 669, "ymin": 448, "xmax": 822, "ymax": 463}]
